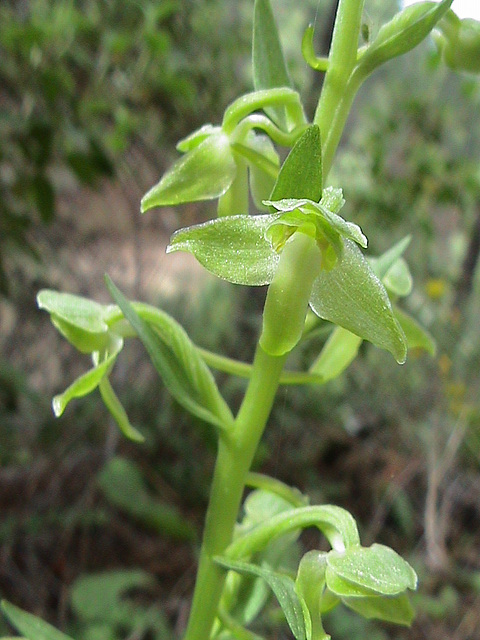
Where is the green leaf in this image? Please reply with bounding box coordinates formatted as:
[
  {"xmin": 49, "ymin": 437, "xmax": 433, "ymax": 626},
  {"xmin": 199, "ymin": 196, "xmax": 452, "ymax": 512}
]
[
  {"xmin": 98, "ymin": 457, "xmax": 196, "ymax": 540},
  {"xmin": 356, "ymin": 0, "xmax": 453, "ymax": 78},
  {"xmin": 342, "ymin": 592, "xmax": 415, "ymax": 626},
  {"xmin": 141, "ymin": 132, "xmax": 236, "ymax": 211},
  {"xmin": 393, "ymin": 305, "xmax": 436, "ymax": 356},
  {"xmin": 309, "ymin": 240, "xmax": 407, "ymax": 363},
  {"xmin": 215, "ymin": 557, "xmax": 307, "ymax": 640},
  {"xmin": 295, "ymin": 551, "xmax": 332, "ymax": 640},
  {"xmin": 167, "ymin": 214, "xmax": 279, "ymax": 285},
  {"xmin": 1, "ymin": 601, "xmax": 74, "ymax": 640},
  {"xmin": 270, "ymin": 126, "xmax": 322, "ymax": 202},
  {"xmin": 176, "ymin": 124, "xmax": 222, "ymax": 152},
  {"xmin": 253, "ymin": 0, "xmax": 292, "ymax": 130},
  {"xmin": 326, "ymin": 544, "xmax": 417, "ymax": 597},
  {"xmin": 52, "ymin": 337, "xmax": 123, "ymax": 417},
  {"xmin": 309, "ymin": 327, "xmax": 362, "ymax": 382},
  {"xmin": 70, "ymin": 570, "xmax": 154, "ymax": 623},
  {"xmin": 105, "ymin": 278, "xmax": 234, "ymax": 431}
]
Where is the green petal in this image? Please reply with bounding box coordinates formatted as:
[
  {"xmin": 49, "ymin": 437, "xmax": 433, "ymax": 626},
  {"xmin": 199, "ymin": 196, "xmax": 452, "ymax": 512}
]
[
  {"xmin": 309, "ymin": 326, "xmax": 362, "ymax": 382},
  {"xmin": 309, "ymin": 240, "xmax": 407, "ymax": 363},
  {"xmin": 52, "ymin": 337, "xmax": 123, "ymax": 417},
  {"xmin": 167, "ymin": 214, "xmax": 279, "ymax": 285},
  {"xmin": 141, "ymin": 132, "xmax": 236, "ymax": 211},
  {"xmin": 342, "ymin": 592, "xmax": 415, "ymax": 626}
]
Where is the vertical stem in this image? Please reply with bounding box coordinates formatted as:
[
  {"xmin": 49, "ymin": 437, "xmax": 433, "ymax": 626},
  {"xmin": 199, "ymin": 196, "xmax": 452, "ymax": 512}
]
[
  {"xmin": 184, "ymin": 346, "xmax": 287, "ymax": 640},
  {"xmin": 314, "ymin": 0, "xmax": 365, "ymax": 176}
]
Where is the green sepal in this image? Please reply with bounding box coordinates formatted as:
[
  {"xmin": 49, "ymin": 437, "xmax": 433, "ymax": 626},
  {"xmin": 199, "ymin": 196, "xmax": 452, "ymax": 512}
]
[
  {"xmin": 167, "ymin": 214, "xmax": 279, "ymax": 285},
  {"xmin": 368, "ymin": 236, "xmax": 413, "ymax": 297},
  {"xmin": 394, "ymin": 305, "xmax": 436, "ymax": 356},
  {"xmin": 141, "ymin": 131, "xmax": 236, "ymax": 211},
  {"xmin": 253, "ymin": 0, "xmax": 293, "ymax": 130},
  {"xmin": 341, "ymin": 592, "xmax": 415, "ymax": 626},
  {"xmin": 1, "ymin": 600, "xmax": 75, "ymax": 640},
  {"xmin": 356, "ymin": 0, "xmax": 453, "ymax": 79},
  {"xmin": 52, "ymin": 335, "xmax": 123, "ymax": 417},
  {"xmin": 176, "ymin": 124, "xmax": 221, "ymax": 152},
  {"xmin": 309, "ymin": 327, "xmax": 362, "ymax": 382},
  {"xmin": 231, "ymin": 132, "xmax": 279, "ymax": 211},
  {"xmin": 98, "ymin": 375, "xmax": 145, "ymax": 442},
  {"xmin": 270, "ymin": 125, "xmax": 322, "ymax": 202},
  {"xmin": 37, "ymin": 289, "xmax": 114, "ymax": 353},
  {"xmin": 309, "ymin": 240, "xmax": 407, "ymax": 364},
  {"xmin": 326, "ymin": 544, "xmax": 417, "ymax": 597},
  {"xmin": 295, "ymin": 551, "xmax": 331, "ymax": 640},
  {"xmin": 215, "ymin": 557, "xmax": 307, "ymax": 640},
  {"xmin": 105, "ymin": 277, "xmax": 234, "ymax": 431}
]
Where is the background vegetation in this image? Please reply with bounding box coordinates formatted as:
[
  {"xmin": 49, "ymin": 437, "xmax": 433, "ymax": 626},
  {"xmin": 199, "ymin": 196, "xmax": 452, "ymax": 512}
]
[{"xmin": 1, "ymin": 0, "xmax": 480, "ymax": 638}]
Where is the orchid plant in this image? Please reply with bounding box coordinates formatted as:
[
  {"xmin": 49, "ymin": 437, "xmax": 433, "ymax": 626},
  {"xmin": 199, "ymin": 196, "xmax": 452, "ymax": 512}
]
[{"xmin": 3, "ymin": 0, "xmax": 478, "ymax": 639}]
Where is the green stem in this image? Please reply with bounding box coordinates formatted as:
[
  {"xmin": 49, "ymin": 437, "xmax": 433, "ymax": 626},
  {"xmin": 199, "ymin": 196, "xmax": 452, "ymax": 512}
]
[
  {"xmin": 314, "ymin": 0, "xmax": 365, "ymax": 176},
  {"xmin": 183, "ymin": 345, "xmax": 287, "ymax": 640}
]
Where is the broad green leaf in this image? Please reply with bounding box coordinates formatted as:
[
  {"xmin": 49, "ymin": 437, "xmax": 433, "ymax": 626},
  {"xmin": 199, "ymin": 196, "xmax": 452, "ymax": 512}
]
[
  {"xmin": 215, "ymin": 557, "xmax": 307, "ymax": 640},
  {"xmin": 98, "ymin": 376, "xmax": 145, "ymax": 442},
  {"xmin": 167, "ymin": 215, "xmax": 279, "ymax": 285},
  {"xmin": 98, "ymin": 457, "xmax": 196, "ymax": 540},
  {"xmin": 52, "ymin": 337, "xmax": 123, "ymax": 416},
  {"xmin": 309, "ymin": 240, "xmax": 407, "ymax": 363},
  {"xmin": 37, "ymin": 290, "xmax": 111, "ymax": 334},
  {"xmin": 356, "ymin": 0, "xmax": 453, "ymax": 78},
  {"xmin": 70, "ymin": 570, "xmax": 154, "ymax": 622},
  {"xmin": 309, "ymin": 327, "xmax": 362, "ymax": 382},
  {"xmin": 342, "ymin": 592, "xmax": 415, "ymax": 626},
  {"xmin": 141, "ymin": 132, "xmax": 236, "ymax": 211},
  {"xmin": 326, "ymin": 544, "xmax": 417, "ymax": 597},
  {"xmin": 253, "ymin": 0, "xmax": 292, "ymax": 130},
  {"xmin": 270, "ymin": 126, "xmax": 322, "ymax": 202},
  {"xmin": 1, "ymin": 601, "xmax": 74, "ymax": 640},
  {"xmin": 105, "ymin": 278, "xmax": 234, "ymax": 431},
  {"xmin": 394, "ymin": 305, "xmax": 436, "ymax": 355}
]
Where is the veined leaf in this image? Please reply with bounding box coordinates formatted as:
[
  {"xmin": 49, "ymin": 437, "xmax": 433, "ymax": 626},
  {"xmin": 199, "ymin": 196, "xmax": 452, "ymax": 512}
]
[
  {"xmin": 309, "ymin": 240, "xmax": 407, "ymax": 364},
  {"xmin": 215, "ymin": 557, "xmax": 307, "ymax": 640},
  {"xmin": 253, "ymin": 0, "xmax": 293, "ymax": 130},
  {"xmin": 1, "ymin": 601, "xmax": 74, "ymax": 640},
  {"xmin": 141, "ymin": 132, "xmax": 236, "ymax": 211},
  {"xmin": 167, "ymin": 215, "xmax": 279, "ymax": 285},
  {"xmin": 105, "ymin": 278, "xmax": 234, "ymax": 431}
]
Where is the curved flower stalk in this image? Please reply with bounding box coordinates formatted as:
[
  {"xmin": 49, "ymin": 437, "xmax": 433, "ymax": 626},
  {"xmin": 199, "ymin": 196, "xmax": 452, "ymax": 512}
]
[{"xmin": 141, "ymin": 88, "xmax": 308, "ymax": 217}]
